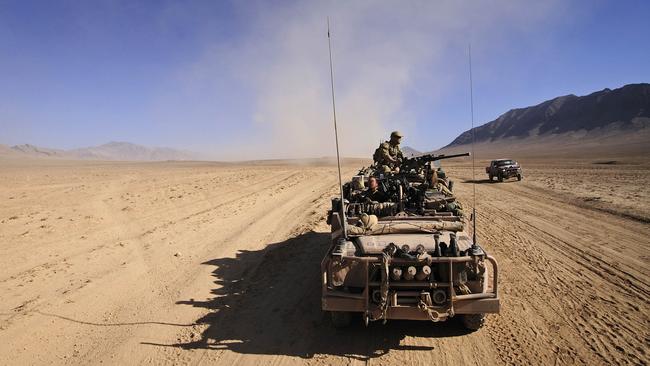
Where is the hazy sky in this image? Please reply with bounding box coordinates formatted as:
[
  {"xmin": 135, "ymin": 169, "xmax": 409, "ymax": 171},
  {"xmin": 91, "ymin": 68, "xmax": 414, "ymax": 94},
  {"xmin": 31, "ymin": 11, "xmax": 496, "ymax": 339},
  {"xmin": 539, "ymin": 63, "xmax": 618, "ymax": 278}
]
[{"xmin": 1, "ymin": 0, "xmax": 648, "ymax": 159}]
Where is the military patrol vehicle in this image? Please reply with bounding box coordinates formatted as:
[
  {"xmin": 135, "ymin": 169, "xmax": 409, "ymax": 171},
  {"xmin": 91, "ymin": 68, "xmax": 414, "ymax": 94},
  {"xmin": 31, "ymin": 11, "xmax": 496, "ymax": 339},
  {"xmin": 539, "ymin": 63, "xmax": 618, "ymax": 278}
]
[
  {"xmin": 322, "ymin": 22, "xmax": 497, "ymax": 331},
  {"xmin": 323, "ymin": 154, "xmax": 500, "ymax": 330}
]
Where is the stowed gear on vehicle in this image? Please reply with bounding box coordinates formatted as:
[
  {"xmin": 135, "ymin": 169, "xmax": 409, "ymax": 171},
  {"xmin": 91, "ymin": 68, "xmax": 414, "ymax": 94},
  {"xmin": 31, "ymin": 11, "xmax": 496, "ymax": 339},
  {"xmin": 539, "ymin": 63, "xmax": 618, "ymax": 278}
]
[{"xmin": 323, "ymin": 152, "xmax": 500, "ymax": 330}]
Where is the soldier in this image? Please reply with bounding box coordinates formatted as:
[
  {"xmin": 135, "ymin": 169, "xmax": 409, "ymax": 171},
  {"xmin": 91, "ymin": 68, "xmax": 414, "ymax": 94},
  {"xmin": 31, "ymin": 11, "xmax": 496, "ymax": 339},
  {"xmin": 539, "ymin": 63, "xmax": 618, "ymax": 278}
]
[
  {"xmin": 430, "ymin": 169, "xmax": 452, "ymax": 196},
  {"xmin": 373, "ymin": 131, "xmax": 404, "ymax": 174},
  {"xmin": 363, "ymin": 177, "xmax": 387, "ymax": 203}
]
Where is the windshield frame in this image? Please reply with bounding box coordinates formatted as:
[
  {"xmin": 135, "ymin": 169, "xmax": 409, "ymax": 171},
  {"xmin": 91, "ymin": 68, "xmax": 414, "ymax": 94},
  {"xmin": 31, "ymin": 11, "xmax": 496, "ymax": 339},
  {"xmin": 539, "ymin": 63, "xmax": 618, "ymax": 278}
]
[{"xmin": 496, "ymin": 160, "xmax": 515, "ymax": 166}]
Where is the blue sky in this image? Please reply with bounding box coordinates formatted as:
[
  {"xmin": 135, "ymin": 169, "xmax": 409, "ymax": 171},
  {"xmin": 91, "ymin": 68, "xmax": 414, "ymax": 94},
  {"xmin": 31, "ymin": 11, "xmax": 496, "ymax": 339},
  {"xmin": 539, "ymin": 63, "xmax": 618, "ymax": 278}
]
[{"xmin": 0, "ymin": 0, "xmax": 648, "ymax": 159}]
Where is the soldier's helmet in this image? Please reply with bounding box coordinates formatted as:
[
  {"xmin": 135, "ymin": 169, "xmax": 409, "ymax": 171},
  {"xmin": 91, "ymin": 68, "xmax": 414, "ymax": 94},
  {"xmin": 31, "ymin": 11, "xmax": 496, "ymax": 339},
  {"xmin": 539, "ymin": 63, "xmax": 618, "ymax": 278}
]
[{"xmin": 390, "ymin": 131, "xmax": 403, "ymax": 139}]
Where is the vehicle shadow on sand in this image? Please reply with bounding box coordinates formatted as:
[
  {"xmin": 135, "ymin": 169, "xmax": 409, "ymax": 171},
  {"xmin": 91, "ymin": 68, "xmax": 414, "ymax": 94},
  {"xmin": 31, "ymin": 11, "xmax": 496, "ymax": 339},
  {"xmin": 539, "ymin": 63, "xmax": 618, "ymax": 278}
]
[{"xmin": 144, "ymin": 231, "xmax": 472, "ymax": 360}]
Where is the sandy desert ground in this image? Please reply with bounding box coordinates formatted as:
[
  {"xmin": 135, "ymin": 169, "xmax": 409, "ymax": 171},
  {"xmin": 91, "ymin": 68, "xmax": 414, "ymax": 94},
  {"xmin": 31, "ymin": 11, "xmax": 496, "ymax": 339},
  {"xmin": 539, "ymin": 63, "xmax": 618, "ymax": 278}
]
[{"xmin": 0, "ymin": 156, "xmax": 648, "ymax": 365}]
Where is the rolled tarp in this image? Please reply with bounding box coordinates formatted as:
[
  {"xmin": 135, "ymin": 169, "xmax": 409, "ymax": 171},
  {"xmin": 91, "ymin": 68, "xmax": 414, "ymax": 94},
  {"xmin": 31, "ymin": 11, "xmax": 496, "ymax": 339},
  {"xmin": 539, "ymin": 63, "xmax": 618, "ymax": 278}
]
[{"xmin": 348, "ymin": 214, "xmax": 464, "ymax": 235}]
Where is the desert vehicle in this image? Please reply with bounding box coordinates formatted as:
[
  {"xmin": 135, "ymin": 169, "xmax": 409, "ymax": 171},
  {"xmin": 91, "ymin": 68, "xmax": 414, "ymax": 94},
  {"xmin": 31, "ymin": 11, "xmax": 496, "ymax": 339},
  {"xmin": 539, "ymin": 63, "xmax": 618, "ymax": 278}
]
[
  {"xmin": 322, "ymin": 154, "xmax": 500, "ymax": 330},
  {"xmin": 486, "ymin": 159, "xmax": 523, "ymax": 182}
]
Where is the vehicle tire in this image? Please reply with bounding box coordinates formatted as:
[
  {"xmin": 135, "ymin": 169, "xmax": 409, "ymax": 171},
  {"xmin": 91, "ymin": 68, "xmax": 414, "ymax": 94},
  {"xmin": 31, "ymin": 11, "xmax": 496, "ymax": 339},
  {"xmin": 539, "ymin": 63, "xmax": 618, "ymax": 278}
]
[
  {"xmin": 488, "ymin": 174, "xmax": 493, "ymax": 181},
  {"xmin": 497, "ymin": 174, "xmax": 503, "ymax": 182},
  {"xmin": 448, "ymin": 180, "xmax": 454, "ymax": 192},
  {"xmin": 462, "ymin": 314, "xmax": 485, "ymax": 331},
  {"xmin": 330, "ymin": 311, "xmax": 352, "ymax": 328},
  {"xmin": 517, "ymin": 174, "xmax": 522, "ymax": 181}
]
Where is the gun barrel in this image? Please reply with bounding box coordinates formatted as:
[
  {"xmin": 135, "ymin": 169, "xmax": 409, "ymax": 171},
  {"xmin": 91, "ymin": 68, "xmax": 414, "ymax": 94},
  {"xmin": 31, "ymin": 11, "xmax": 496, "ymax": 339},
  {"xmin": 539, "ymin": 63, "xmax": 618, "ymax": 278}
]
[
  {"xmin": 404, "ymin": 152, "xmax": 470, "ymax": 163},
  {"xmin": 431, "ymin": 152, "xmax": 470, "ymax": 161}
]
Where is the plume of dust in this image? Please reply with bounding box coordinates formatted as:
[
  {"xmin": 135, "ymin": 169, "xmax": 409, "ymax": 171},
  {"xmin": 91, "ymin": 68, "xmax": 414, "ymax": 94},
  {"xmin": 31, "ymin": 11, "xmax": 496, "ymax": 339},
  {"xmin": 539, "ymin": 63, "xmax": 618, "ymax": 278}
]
[{"xmin": 185, "ymin": 0, "xmax": 562, "ymax": 160}]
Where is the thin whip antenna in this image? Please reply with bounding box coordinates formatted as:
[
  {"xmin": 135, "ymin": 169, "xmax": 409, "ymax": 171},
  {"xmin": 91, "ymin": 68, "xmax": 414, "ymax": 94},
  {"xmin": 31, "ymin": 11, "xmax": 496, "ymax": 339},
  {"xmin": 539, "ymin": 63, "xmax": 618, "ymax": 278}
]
[
  {"xmin": 328, "ymin": 17, "xmax": 347, "ymax": 239},
  {"xmin": 469, "ymin": 44, "xmax": 477, "ymax": 245}
]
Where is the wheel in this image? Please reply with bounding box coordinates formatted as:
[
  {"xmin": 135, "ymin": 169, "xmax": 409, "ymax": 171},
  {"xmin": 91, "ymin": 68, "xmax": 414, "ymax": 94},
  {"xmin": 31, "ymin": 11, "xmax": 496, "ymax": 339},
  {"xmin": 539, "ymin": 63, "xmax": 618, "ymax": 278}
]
[
  {"xmin": 330, "ymin": 311, "xmax": 352, "ymax": 328},
  {"xmin": 462, "ymin": 314, "xmax": 485, "ymax": 331},
  {"xmin": 448, "ymin": 180, "xmax": 454, "ymax": 191},
  {"xmin": 517, "ymin": 174, "xmax": 522, "ymax": 181},
  {"xmin": 497, "ymin": 174, "xmax": 503, "ymax": 182},
  {"xmin": 488, "ymin": 174, "xmax": 493, "ymax": 181}
]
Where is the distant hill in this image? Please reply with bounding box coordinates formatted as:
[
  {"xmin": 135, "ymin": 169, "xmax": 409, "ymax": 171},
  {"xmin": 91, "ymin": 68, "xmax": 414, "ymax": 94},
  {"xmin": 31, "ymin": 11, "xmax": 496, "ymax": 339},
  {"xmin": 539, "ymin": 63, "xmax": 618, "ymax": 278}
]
[
  {"xmin": 401, "ymin": 146, "xmax": 421, "ymax": 157},
  {"xmin": 444, "ymin": 83, "xmax": 650, "ymax": 150},
  {"xmin": 10, "ymin": 144, "xmax": 67, "ymax": 157},
  {"xmin": 68, "ymin": 141, "xmax": 196, "ymax": 161},
  {"xmin": 2, "ymin": 142, "xmax": 199, "ymax": 161}
]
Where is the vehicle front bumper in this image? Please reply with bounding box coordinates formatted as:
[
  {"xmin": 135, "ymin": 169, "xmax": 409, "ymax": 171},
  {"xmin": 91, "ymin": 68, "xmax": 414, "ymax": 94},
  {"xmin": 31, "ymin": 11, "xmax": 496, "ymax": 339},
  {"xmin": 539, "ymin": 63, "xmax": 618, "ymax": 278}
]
[{"xmin": 321, "ymin": 255, "xmax": 500, "ymax": 322}]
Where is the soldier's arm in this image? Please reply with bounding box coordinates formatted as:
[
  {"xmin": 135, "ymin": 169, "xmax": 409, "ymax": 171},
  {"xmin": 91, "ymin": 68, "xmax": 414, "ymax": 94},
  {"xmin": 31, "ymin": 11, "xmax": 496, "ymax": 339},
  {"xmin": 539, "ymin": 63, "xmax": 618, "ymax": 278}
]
[{"xmin": 379, "ymin": 144, "xmax": 395, "ymax": 162}]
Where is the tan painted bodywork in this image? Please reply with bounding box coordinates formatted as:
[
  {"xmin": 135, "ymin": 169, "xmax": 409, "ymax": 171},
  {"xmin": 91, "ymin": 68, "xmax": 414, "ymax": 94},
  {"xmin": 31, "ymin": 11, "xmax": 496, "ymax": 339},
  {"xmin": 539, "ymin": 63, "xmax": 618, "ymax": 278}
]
[{"xmin": 322, "ymin": 212, "xmax": 500, "ymax": 322}]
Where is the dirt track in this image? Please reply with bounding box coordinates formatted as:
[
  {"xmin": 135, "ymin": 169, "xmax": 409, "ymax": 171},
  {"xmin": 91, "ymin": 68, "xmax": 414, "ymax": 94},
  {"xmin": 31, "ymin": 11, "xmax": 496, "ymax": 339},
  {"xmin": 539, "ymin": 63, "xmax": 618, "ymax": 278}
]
[{"xmin": 0, "ymin": 160, "xmax": 648, "ymax": 365}]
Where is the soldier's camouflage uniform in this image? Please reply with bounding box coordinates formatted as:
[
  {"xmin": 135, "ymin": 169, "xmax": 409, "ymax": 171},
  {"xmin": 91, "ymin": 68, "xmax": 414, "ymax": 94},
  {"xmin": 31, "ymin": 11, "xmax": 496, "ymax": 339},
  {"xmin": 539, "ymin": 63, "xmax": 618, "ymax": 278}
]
[
  {"xmin": 373, "ymin": 141, "xmax": 403, "ymax": 174},
  {"xmin": 364, "ymin": 187, "xmax": 388, "ymax": 203}
]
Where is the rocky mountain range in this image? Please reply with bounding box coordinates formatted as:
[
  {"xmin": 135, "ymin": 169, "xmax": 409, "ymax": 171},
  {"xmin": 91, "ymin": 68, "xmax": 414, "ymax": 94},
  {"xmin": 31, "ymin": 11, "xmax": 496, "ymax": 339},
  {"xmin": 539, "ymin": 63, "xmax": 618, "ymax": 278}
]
[
  {"xmin": 4, "ymin": 83, "xmax": 648, "ymax": 162},
  {"xmin": 0, "ymin": 141, "xmax": 198, "ymax": 161},
  {"xmin": 445, "ymin": 83, "xmax": 650, "ymax": 148}
]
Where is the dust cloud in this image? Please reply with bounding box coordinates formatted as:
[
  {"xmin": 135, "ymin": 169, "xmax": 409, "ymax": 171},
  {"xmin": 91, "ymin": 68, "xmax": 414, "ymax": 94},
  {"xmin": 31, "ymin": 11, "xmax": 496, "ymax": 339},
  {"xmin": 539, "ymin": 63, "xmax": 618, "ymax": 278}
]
[{"xmin": 176, "ymin": 1, "xmax": 562, "ymax": 160}]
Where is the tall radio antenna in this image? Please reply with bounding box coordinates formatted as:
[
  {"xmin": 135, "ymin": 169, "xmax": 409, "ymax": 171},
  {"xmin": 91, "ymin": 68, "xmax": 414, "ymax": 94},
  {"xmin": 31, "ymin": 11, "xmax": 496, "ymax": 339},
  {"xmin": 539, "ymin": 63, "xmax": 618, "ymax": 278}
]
[
  {"xmin": 327, "ymin": 17, "xmax": 347, "ymax": 238},
  {"xmin": 468, "ymin": 44, "xmax": 478, "ymax": 247}
]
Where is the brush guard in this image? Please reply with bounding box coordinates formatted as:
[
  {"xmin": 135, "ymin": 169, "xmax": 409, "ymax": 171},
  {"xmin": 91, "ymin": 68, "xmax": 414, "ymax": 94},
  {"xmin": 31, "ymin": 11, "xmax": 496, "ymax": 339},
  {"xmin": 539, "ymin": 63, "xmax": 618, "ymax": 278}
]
[{"xmin": 322, "ymin": 253, "xmax": 499, "ymax": 324}]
